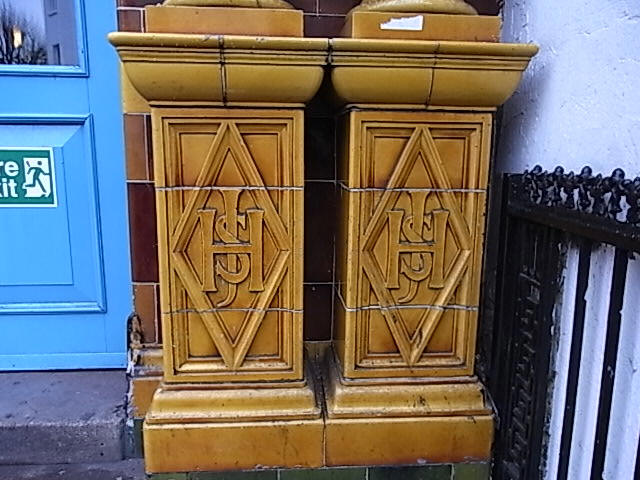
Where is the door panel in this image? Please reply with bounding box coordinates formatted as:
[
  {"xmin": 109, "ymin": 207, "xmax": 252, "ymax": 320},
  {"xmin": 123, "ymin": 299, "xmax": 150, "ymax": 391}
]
[
  {"xmin": 0, "ymin": 1, "xmax": 131, "ymax": 369},
  {"xmin": 0, "ymin": 117, "xmax": 105, "ymax": 312}
]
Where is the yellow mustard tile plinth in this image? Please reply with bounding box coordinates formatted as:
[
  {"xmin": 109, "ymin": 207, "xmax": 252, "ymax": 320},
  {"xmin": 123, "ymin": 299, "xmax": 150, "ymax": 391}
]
[
  {"xmin": 131, "ymin": 376, "xmax": 162, "ymax": 418},
  {"xmin": 146, "ymin": 6, "xmax": 303, "ymax": 37},
  {"xmin": 323, "ymin": 348, "xmax": 490, "ymax": 416},
  {"xmin": 341, "ymin": 12, "xmax": 500, "ymax": 42},
  {"xmin": 144, "ymin": 358, "xmax": 322, "ymax": 472},
  {"xmin": 130, "ymin": 348, "xmax": 163, "ymax": 418},
  {"xmin": 144, "ymin": 419, "xmax": 324, "ymax": 472},
  {"xmin": 323, "ymin": 349, "xmax": 493, "ymax": 466},
  {"xmin": 325, "ymin": 416, "xmax": 492, "ymax": 466}
]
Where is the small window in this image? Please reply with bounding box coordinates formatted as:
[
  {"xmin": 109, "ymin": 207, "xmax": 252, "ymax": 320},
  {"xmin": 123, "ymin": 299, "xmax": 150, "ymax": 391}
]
[
  {"xmin": 0, "ymin": 0, "xmax": 78, "ymax": 66},
  {"xmin": 51, "ymin": 44, "xmax": 60, "ymax": 65},
  {"xmin": 47, "ymin": 0, "xmax": 58, "ymax": 15}
]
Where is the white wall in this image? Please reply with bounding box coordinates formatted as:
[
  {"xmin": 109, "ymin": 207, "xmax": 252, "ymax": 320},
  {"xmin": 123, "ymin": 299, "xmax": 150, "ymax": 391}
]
[{"xmin": 496, "ymin": 0, "xmax": 640, "ymax": 176}]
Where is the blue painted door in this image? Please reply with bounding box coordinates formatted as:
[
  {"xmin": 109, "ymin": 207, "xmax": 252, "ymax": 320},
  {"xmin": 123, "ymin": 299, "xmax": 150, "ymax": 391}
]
[{"xmin": 0, "ymin": 0, "xmax": 131, "ymax": 369}]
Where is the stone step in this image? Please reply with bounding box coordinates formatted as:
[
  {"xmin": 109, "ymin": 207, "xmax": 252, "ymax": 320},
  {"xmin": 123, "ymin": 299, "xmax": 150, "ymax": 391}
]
[
  {"xmin": 0, "ymin": 459, "xmax": 144, "ymax": 480},
  {"xmin": 0, "ymin": 371, "xmax": 128, "ymax": 465}
]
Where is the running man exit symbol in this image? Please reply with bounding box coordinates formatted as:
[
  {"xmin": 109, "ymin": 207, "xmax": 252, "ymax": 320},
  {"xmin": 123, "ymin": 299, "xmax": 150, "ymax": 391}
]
[
  {"xmin": 0, "ymin": 148, "xmax": 57, "ymax": 207},
  {"xmin": 23, "ymin": 158, "xmax": 53, "ymax": 198}
]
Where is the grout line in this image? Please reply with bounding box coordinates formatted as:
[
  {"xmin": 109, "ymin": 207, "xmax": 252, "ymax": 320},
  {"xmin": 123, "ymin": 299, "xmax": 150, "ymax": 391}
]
[
  {"xmin": 126, "ymin": 179, "xmax": 154, "ymax": 185},
  {"xmin": 164, "ymin": 307, "xmax": 304, "ymax": 315},
  {"xmin": 153, "ymin": 284, "xmax": 160, "ymax": 345},
  {"xmin": 338, "ymin": 181, "xmax": 486, "ymax": 193},
  {"xmin": 331, "ymin": 113, "xmax": 338, "ymax": 342},
  {"xmin": 335, "ymin": 287, "xmax": 478, "ymax": 313},
  {"xmin": 356, "ymin": 304, "xmax": 479, "ymax": 312},
  {"xmin": 303, "ymin": 12, "xmax": 346, "ymax": 18},
  {"xmin": 142, "ymin": 112, "xmax": 150, "ymax": 180}
]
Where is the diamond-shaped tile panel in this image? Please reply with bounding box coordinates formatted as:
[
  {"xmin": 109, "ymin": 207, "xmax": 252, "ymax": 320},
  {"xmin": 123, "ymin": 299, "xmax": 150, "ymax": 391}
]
[
  {"xmin": 360, "ymin": 128, "xmax": 472, "ymax": 366},
  {"xmin": 167, "ymin": 122, "xmax": 293, "ymax": 371},
  {"xmin": 335, "ymin": 111, "xmax": 491, "ymax": 378}
]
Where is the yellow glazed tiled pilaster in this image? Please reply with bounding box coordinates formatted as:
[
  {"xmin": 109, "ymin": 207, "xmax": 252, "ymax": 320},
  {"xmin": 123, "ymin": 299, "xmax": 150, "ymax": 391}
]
[
  {"xmin": 109, "ymin": 2, "xmax": 327, "ymax": 472},
  {"xmin": 327, "ymin": 110, "xmax": 496, "ymax": 467},
  {"xmin": 143, "ymin": 101, "xmax": 325, "ymax": 473},
  {"xmin": 325, "ymin": 0, "xmax": 538, "ymax": 467}
]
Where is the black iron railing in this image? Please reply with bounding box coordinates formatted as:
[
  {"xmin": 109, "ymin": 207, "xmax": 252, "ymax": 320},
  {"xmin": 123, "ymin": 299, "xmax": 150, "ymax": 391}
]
[{"xmin": 479, "ymin": 166, "xmax": 640, "ymax": 480}]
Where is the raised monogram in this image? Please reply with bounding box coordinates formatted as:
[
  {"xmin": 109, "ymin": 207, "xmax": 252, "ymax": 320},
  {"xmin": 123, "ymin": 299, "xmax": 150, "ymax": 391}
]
[
  {"xmin": 199, "ymin": 190, "xmax": 265, "ymax": 307},
  {"xmin": 356, "ymin": 124, "xmax": 478, "ymax": 368},
  {"xmin": 385, "ymin": 191, "xmax": 448, "ymax": 303}
]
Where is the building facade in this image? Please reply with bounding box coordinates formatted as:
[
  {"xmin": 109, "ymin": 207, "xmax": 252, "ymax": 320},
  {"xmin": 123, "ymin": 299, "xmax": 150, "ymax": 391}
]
[{"xmin": 1, "ymin": 0, "xmax": 639, "ymax": 478}]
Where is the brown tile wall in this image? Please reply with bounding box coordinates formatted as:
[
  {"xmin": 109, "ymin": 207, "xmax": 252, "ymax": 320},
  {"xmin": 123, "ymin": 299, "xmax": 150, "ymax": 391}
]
[{"xmin": 117, "ymin": 0, "xmax": 501, "ymax": 347}]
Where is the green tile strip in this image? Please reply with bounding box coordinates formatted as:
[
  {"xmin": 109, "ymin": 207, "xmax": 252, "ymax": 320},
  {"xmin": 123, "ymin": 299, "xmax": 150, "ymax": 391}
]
[
  {"xmin": 148, "ymin": 462, "xmax": 491, "ymax": 480},
  {"xmin": 279, "ymin": 467, "xmax": 366, "ymax": 479},
  {"xmin": 189, "ymin": 471, "xmax": 278, "ymax": 479},
  {"xmin": 453, "ymin": 463, "xmax": 491, "ymax": 480},
  {"xmin": 149, "ymin": 474, "xmax": 188, "ymax": 480},
  {"xmin": 369, "ymin": 465, "xmax": 452, "ymax": 480}
]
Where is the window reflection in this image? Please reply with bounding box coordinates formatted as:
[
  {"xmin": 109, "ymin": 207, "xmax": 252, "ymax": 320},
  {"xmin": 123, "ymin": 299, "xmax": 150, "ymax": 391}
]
[{"xmin": 0, "ymin": 0, "xmax": 77, "ymax": 66}]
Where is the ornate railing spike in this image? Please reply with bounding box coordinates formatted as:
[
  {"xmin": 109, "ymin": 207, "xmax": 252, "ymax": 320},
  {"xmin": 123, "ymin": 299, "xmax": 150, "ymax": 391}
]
[{"xmin": 518, "ymin": 165, "xmax": 640, "ymax": 225}]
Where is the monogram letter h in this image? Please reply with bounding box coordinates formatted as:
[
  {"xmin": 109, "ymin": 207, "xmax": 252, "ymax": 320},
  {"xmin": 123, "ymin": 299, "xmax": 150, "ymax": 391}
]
[
  {"xmin": 386, "ymin": 191, "xmax": 449, "ymax": 292},
  {"xmin": 198, "ymin": 190, "xmax": 265, "ymax": 303}
]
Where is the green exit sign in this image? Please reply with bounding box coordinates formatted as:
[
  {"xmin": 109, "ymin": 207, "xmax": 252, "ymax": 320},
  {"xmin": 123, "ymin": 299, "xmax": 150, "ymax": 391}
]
[{"xmin": 0, "ymin": 148, "xmax": 57, "ymax": 207}]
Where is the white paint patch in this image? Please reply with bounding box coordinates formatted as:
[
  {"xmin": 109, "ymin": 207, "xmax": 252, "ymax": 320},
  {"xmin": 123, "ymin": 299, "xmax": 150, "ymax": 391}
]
[
  {"xmin": 380, "ymin": 15, "xmax": 424, "ymax": 31},
  {"xmin": 544, "ymin": 244, "xmax": 580, "ymax": 480},
  {"xmin": 604, "ymin": 256, "xmax": 640, "ymax": 479},
  {"xmin": 568, "ymin": 244, "xmax": 615, "ymax": 479},
  {"xmin": 497, "ymin": 0, "xmax": 640, "ymax": 176}
]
